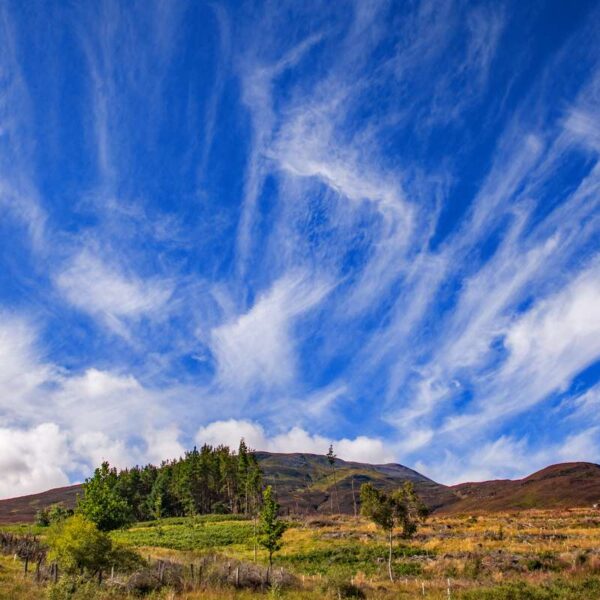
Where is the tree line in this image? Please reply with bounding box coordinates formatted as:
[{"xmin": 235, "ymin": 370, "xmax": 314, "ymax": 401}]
[{"xmin": 75, "ymin": 439, "xmax": 263, "ymax": 531}]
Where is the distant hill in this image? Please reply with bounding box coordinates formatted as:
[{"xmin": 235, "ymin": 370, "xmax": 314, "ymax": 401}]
[
  {"xmin": 255, "ymin": 452, "xmax": 457, "ymax": 514},
  {"xmin": 0, "ymin": 484, "xmax": 81, "ymax": 524},
  {"xmin": 1, "ymin": 457, "xmax": 600, "ymax": 523},
  {"xmin": 441, "ymin": 462, "xmax": 600, "ymax": 513}
]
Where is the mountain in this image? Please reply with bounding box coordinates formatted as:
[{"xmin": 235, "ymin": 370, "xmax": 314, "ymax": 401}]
[
  {"xmin": 255, "ymin": 452, "xmax": 457, "ymax": 514},
  {"xmin": 0, "ymin": 484, "xmax": 81, "ymax": 524},
  {"xmin": 1, "ymin": 458, "xmax": 599, "ymax": 523},
  {"xmin": 0, "ymin": 452, "xmax": 454, "ymax": 523},
  {"xmin": 441, "ymin": 462, "xmax": 600, "ymax": 513}
]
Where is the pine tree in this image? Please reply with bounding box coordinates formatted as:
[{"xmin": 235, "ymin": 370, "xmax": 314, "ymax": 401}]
[
  {"xmin": 238, "ymin": 438, "xmax": 250, "ymax": 513},
  {"xmin": 258, "ymin": 485, "xmax": 285, "ymax": 581},
  {"xmin": 326, "ymin": 444, "xmax": 340, "ymax": 514}
]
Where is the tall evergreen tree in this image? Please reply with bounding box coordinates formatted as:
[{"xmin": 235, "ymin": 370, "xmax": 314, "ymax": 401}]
[{"xmin": 326, "ymin": 444, "xmax": 341, "ymax": 514}]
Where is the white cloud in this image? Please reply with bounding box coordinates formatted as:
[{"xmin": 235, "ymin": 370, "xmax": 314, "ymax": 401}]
[
  {"xmin": 195, "ymin": 419, "xmax": 393, "ymax": 464},
  {"xmin": 72, "ymin": 431, "xmax": 131, "ymax": 472},
  {"xmin": 211, "ymin": 273, "xmax": 330, "ymax": 390},
  {"xmin": 445, "ymin": 260, "xmax": 600, "ymax": 430},
  {"xmin": 502, "ymin": 261, "xmax": 600, "ymax": 395},
  {"xmin": 417, "ymin": 429, "xmax": 600, "ymax": 486},
  {"xmin": 0, "ymin": 423, "xmax": 71, "ymax": 499},
  {"xmin": 56, "ymin": 250, "xmax": 173, "ymax": 325},
  {"xmin": 0, "ymin": 315, "xmax": 53, "ymax": 416},
  {"xmin": 143, "ymin": 426, "xmax": 185, "ymax": 465}
]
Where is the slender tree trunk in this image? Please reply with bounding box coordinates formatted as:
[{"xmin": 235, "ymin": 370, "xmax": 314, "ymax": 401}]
[
  {"xmin": 253, "ymin": 514, "xmax": 258, "ymax": 562},
  {"xmin": 332, "ymin": 466, "xmax": 341, "ymax": 513},
  {"xmin": 267, "ymin": 551, "xmax": 273, "ymax": 584},
  {"xmin": 388, "ymin": 528, "xmax": 394, "ymax": 582}
]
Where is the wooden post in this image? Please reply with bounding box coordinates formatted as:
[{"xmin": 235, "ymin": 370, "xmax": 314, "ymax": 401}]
[
  {"xmin": 36, "ymin": 558, "xmax": 41, "ymax": 583},
  {"xmin": 190, "ymin": 562, "xmax": 194, "ymax": 586},
  {"xmin": 53, "ymin": 563, "xmax": 59, "ymax": 583},
  {"xmin": 422, "ymin": 580, "xmax": 425, "ymax": 595},
  {"xmin": 24, "ymin": 556, "xmax": 29, "ymax": 574},
  {"xmin": 447, "ymin": 577, "xmax": 451, "ymax": 598},
  {"xmin": 111, "ymin": 564, "xmax": 115, "ymax": 581},
  {"xmin": 235, "ymin": 566, "xmax": 239, "ymax": 587},
  {"xmin": 98, "ymin": 569, "xmax": 102, "ymax": 585}
]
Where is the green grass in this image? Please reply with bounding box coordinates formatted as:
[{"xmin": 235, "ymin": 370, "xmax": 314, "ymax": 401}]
[
  {"xmin": 0, "ymin": 522, "xmax": 46, "ymax": 535},
  {"xmin": 279, "ymin": 542, "xmax": 431, "ymax": 575},
  {"xmin": 111, "ymin": 519, "xmax": 256, "ymax": 551},
  {"xmin": 459, "ymin": 576, "xmax": 600, "ymax": 599},
  {"xmin": 133, "ymin": 514, "xmax": 251, "ymax": 528}
]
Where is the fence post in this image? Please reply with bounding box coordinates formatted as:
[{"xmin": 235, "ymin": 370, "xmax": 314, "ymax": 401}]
[
  {"xmin": 24, "ymin": 556, "xmax": 29, "ymax": 575},
  {"xmin": 111, "ymin": 564, "xmax": 115, "ymax": 581},
  {"xmin": 447, "ymin": 577, "xmax": 451, "ymax": 598}
]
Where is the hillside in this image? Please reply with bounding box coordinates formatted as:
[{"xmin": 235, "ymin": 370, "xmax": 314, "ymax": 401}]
[
  {"xmin": 256, "ymin": 452, "xmax": 457, "ymax": 514},
  {"xmin": 0, "ymin": 452, "xmax": 454, "ymax": 523},
  {"xmin": 2, "ymin": 458, "xmax": 600, "ymax": 523},
  {"xmin": 0, "ymin": 484, "xmax": 81, "ymax": 524},
  {"xmin": 442, "ymin": 462, "xmax": 600, "ymax": 513}
]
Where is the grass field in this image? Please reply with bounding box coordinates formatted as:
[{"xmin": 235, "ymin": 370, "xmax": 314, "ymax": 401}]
[{"xmin": 3, "ymin": 509, "xmax": 600, "ymax": 598}]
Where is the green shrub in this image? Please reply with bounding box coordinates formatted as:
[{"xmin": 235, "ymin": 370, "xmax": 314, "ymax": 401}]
[
  {"xmin": 47, "ymin": 515, "xmax": 113, "ymax": 575},
  {"xmin": 393, "ymin": 561, "xmax": 423, "ymax": 576}
]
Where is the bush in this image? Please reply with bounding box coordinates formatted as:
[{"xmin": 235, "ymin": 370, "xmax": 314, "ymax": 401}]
[
  {"xmin": 393, "ymin": 561, "xmax": 423, "ymax": 576},
  {"xmin": 46, "ymin": 576, "xmax": 120, "ymax": 600},
  {"xmin": 319, "ymin": 568, "xmax": 366, "ymax": 599},
  {"xmin": 36, "ymin": 503, "xmax": 73, "ymax": 527},
  {"xmin": 47, "ymin": 515, "xmax": 114, "ymax": 575}
]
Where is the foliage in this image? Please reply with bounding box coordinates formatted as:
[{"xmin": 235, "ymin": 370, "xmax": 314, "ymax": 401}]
[
  {"xmin": 259, "ymin": 486, "xmax": 286, "ymax": 571},
  {"xmin": 279, "ymin": 543, "xmax": 428, "ymax": 575},
  {"xmin": 46, "ymin": 576, "xmax": 123, "ymax": 600},
  {"xmin": 360, "ymin": 481, "xmax": 427, "ymax": 539},
  {"xmin": 46, "ymin": 515, "xmax": 114, "ymax": 575},
  {"xmin": 36, "ymin": 503, "xmax": 73, "ymax": 527},
  {"xmin": 360, "ymin": 481, "xmax": 427, "ymax": 581},
  {"xmin": 112, "ymin": 518, "xmax": 255, "ymax": 551},
  {"xmin": 78, "ymin": 462, "xmax": 133, "ymax": 531},
  {"xmin": 78, "ymin": 441, "xmax": 263, "ymax": 526}
]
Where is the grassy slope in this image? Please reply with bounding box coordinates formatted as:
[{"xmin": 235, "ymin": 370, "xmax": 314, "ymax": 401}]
[
  {"xmin": 2, "ymin": 460, "xmax": 600, "ymax": 525},
  {"xmin": 5, "ymin": 509, "xmax": 600, "ymax": 598},
  {"xmin": 444, "ymin": 463, "xmax": 600, "ymax": 513}
]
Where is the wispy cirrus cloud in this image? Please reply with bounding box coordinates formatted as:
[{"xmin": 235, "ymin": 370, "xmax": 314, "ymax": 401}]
[
  {"xmin": 211, "ymin": 273, "xmax": 331, "ymax": 391},
  {"xmin": 0, "ymin": 0, "xmax": 599, "ymax": 494},
  {"xmin": 56, "ymin": 250, "xmax": 173, "ymax": 333}
]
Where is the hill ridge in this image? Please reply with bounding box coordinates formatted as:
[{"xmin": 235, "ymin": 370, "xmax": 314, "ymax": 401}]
[{"xmin": 1, "ymin": 456, "xmax": 599, "ymax": 523}]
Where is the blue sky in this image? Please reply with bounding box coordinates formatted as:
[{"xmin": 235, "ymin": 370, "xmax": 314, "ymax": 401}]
[{"xmin": 1, "ymin": 0, "xmax": 599, "ymax": 497}]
